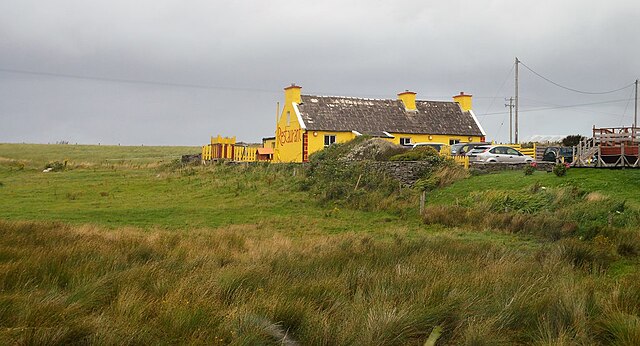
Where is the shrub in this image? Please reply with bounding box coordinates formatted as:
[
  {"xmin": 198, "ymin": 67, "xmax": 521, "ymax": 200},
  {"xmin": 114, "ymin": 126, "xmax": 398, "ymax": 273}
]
[
  {"xmin": 523, "ymin": 164, "xmax": 536, "ymax": 176},
  {"xmin": 389, "ymin": 146, "xmax": 441, "ymax": 162},
  {"xmin": 553, "ymin": 163, "xmax": 568, "ymax": 177},
  {"xmin": 45, "ymin": 161, "xmax": 66, "ymax": 172},
  {"xmin": 415, "ymin": 164, "xmax": 469, "ymax": 191},
  {"xmin": 562, "ymin": 135, "xmax": 586, "ymax": 147}
]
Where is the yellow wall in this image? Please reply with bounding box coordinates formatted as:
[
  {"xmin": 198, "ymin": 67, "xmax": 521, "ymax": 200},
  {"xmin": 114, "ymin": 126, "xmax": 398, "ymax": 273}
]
[
  {"xmin": 274, "ymin": 86, "xmax": 304, "ymax": 162},
  {"xmin": 387, "ymin": 133, "xmax": 483, "ymax": 146},
  {"xmin": 307, "ymin": 131, "xmax": 357, "ymax": 157},
  {"xmin": 263, "ymin": 138, "xmax": 276, "ymax": 149}
]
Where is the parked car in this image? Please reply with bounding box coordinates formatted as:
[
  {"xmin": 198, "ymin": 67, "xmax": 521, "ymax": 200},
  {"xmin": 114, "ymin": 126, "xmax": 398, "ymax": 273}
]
[
  {"xmin": 468, "ymin": 145, "xmax": 535, "ymax": 163},
  {"xmin": 542, "ymin": 146, "xmax": 574, "ymax": 163},
  {"xmin": 413, "ymin": 142, "xmax": 447, "ymax": 153},
  {"xmin": 450, "ymin": 142, "xmax": 491, "ymax": 156}
]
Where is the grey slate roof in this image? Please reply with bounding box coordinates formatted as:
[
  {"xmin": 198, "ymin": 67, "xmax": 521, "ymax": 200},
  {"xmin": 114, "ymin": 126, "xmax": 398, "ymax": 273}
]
[{"xmin": 297, "ymin": 95, "xmax": 484, "ymax": 136}]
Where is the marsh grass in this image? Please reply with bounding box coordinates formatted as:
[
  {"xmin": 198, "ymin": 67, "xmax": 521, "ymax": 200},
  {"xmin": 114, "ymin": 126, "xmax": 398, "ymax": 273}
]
[
  {"xmin": 1, "ymin": 220, "xmax": 639, "ymax": 345},
  {"xmin": 2, "ymin": 143, "xmax": 640, "ymax": 344}
]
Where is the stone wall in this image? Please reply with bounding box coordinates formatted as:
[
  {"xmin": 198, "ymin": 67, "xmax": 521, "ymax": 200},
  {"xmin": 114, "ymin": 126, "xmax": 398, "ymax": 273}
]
[
  {"xmin": 363, "ymin": 161, "xmax": 435, "ymax": 186},
  {"xmin": 469, "ymin": 161, "xmax": 555, "ymax": 173},
  {"xmin": 329, "ymin": 160, "xmax": 558, "ymax": 187},
  {"xmin": 364, "ymin": 161, "xmax": 557, "ymax": 186}
]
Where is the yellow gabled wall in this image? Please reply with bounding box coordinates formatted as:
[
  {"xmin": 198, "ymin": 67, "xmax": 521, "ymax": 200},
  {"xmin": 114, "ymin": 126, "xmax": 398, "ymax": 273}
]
[{"xmin": 274, "ymin": 85, "xmax": 304, "ymax": 162}]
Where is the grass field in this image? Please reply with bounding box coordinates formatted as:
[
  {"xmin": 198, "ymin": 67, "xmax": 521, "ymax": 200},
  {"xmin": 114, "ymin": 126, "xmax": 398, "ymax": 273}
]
[{"xmin": 1, "ymin": 143, "xmax": 639, "ymax": 344}]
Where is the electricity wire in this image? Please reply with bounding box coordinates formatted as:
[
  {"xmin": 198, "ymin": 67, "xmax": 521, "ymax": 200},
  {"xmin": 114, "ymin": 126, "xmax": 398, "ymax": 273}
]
[
  {"xmin": 0, "ymin": 67, "xmax": 281, "ymax": 94},
  {"xmin": 617, "ymin": 87, "xmax": 636, "ymax": 126},
  {"xmin": 0, "ymin": 66, "xmax": 500, "ymax": 99},
  {"xmin": 518, "ymin": 61, "xmax": 634, "ymax": 95},
  {"xmin": 478, "ymin": 98, "xmax": 630, "ymax": 116}
]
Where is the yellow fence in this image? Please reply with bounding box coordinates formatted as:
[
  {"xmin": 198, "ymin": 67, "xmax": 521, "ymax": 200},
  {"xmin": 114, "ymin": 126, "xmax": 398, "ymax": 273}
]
[
  {"xmin": 233, "ymin": 145, "xmax": 260, "ymax": 162},
  {"xmin": 503, "ymin": 143, "xmax": 536, "ymax": 158},
  {"xmin": 452, "ymin": 155, "xmax": 469, "ymax": 169},
  {"xmin": 201, "ymin": 135, "xmax": 266, "ymax": 162}
]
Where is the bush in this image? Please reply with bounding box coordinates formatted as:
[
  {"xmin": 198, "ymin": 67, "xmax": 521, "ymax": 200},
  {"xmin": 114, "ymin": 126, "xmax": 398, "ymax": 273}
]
[
  {"xmin": 562, "ymin": 135, "xmax": 586, "ymax": 147},
  {"xmin": 415, "ymin": 164, "xmax": 469, "ymax": 191},
  {"xmin": 553, "ymin": 163, "xmax": 568, "ymax": 177},
  {"xmin": 523, "ymin": 164, "xmax": 536, "ymax": 176},
  {"xmin": 389, "ymin": 147, "xmax": 443, "ymax": 163},
  {"xmin": 44, "ymin": 161, "xmax": 66, "ymax": 172}
]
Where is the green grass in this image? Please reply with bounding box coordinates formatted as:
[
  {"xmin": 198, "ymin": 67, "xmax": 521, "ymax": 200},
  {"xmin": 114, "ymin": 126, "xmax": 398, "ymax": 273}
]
[
  {"xmin": 0, "ymin": 143, "xmax": 200, "ymax": 168},
  {"xmin": 428, "ymin": 168, "xmax": 640, "ymax": 207},
  {"xmin": 1, "ymin": 143, "xmax": 640, "ymax": 344},
  {"xmin": 0, "ymin": 150, "xmax": 418, "ymax": 233},
  {"xmin": 1, "ymin": 220, "xmax": 639, "ymax": 345}
]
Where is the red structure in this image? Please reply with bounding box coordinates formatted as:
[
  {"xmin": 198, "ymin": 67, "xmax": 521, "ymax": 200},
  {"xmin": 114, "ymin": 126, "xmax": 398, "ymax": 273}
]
[{"xmin": 575, "ymin": 126, "xmax": 640, "ymax": 167}]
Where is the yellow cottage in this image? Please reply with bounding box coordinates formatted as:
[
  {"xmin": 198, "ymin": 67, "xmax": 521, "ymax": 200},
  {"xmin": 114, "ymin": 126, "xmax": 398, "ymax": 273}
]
[{"xmin": 274, "ymin": 84, "xmax": 487, "ymax": 163}]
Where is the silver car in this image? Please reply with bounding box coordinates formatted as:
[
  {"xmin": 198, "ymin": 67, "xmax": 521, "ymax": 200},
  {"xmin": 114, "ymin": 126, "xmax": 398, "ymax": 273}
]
[{"xmin": 468, "ymin": 145, "xmax": 535, "ymax": 163}]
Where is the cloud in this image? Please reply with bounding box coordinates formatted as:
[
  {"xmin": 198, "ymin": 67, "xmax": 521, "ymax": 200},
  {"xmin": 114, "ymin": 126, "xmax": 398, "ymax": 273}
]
[{"xmin": 1, "ymin": 0, "xmax": 639, "ymax": 145}]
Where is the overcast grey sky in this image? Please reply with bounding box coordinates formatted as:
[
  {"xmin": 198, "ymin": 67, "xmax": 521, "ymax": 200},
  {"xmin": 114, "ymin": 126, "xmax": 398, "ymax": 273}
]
[{"xmin": 1, "ymin": 0, "xmax": 639, "ymax": 145}]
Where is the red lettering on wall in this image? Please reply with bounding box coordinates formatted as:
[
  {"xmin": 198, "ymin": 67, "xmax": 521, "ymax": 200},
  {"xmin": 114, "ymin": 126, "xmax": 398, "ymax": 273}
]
[{"xmin": 277, "ymin": 127, "xmax": 302, "ymax": 145}]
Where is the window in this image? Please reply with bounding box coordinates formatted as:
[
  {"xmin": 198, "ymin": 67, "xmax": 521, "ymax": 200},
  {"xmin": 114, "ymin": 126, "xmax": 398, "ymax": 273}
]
[
  {"xmin": 449, "ymin": 139, "xmax": 460, "ymax": 145},
  {"xmin": 400, "ymin": 137, "xmax": 412, "ymax": 146},
  {"xmin": 506, "ymin": 148, "xmax": 520, "ymax": 156},
  {"xmin": 490, "ymin": 147, "xmax": 507, "ymax": 154},
  {"xmin": 324, "ymin": 135, "xmax": 336, "ymax": 147},
  {"xmin": 286, "ymin": 111, "xmax": 291, "ymax": 126}
]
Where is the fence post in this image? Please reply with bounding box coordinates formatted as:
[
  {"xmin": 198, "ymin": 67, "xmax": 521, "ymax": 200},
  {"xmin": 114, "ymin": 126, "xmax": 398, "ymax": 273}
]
[{"xmin": 419, "ymin": 191, "xmax": 426, "ymax": 215}]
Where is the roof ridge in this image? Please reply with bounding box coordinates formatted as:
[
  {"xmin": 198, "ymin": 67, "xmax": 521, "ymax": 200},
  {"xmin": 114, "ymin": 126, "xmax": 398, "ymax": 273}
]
[
  {"xmin": 415, "ymin": 99, "xmax": 456, "ymax": 103},
  {"xmin": 301, "ymin": 94, "xmax": 392, "ymax": 102}
]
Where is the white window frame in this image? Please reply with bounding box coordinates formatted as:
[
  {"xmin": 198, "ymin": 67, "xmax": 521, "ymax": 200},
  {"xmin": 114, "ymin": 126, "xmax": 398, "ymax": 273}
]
[
  {"xmin": 400, "ymin": 137, "xmax": 412, "ymax": 146},
  {"xmin": 324, "ymin": 134, "xmax": 336, "ymax": 147},
  {"xmin": 449, "ymin": 139, "xmax": 460, "ymax": 145}
]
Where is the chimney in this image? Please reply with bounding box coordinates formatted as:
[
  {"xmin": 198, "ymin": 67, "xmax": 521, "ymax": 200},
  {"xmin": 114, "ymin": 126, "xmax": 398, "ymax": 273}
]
[
  {"xmin": 284, "ymin": 83, "xmax": 302, "ymax": 104},
  {"xmin": 453, "ymin": 91, "xmax": 472, "ymax": 111},
  {"xmin": 397, "ymin": 90, "xmax": 417, "ymax": 111}
]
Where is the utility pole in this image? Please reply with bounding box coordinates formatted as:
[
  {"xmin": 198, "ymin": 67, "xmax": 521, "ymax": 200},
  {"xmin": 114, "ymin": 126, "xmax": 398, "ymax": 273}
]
[
  {"xmin": 505, "ymin": 97, "xmax": 514, "ymax": 143},
  {"xmin": 515, "ymin": 57, "xmax": 520, "ymax": 144}
]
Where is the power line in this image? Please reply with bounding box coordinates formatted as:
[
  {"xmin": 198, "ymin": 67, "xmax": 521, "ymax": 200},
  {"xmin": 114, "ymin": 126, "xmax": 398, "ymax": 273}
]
[
  {"xmin": 617, "ymin": 86, "xmax": 636, "ymax": 126},
  {"xmin": 478, "ymin": 98, "xmax": 630, "ymax": 116},
  {"xmin": 519, "ymin": 97, "xmax": 630, "ymax": 117},
  {"xmin": 0, "ymin": 67, "xmax": 281, "ymax": 94},
  {"xmin": 479, "ymin": 62, "xmax": 515, "ymax": 121},
  {"xmin": 518, "ymin": 61, "xmax": 635, "ymax": 95},
  {"xmin": 0, "ymin": 66, "xmax": 501, "ymax": 99}
]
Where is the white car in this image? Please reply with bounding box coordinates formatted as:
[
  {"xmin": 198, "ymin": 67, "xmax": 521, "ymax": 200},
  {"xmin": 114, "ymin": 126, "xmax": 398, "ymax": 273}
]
[{"xmin": 467, "ymin": 145, "xmax": 535, "ymax": 163}]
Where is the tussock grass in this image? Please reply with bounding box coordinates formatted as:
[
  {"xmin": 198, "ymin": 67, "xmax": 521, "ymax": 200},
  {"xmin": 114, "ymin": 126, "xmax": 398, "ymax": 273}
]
[
  {"xmin": 1, "ymin": 220, "xmax": 639, "ymax": 344},
  {"xmin": 2, "ymin": 143, "xmax": 640, "ymax": 344}
]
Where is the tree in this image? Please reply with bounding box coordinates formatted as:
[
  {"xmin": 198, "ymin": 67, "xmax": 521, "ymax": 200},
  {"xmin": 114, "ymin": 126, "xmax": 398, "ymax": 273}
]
[{"xmin": 561, "ymin": 135, "xmax": 585, "ymax": 147}]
